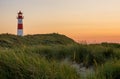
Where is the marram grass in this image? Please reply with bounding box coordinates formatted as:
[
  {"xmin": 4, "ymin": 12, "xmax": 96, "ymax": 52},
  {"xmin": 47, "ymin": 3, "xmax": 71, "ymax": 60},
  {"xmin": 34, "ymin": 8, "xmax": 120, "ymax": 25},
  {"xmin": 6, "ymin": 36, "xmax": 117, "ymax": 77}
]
[
  {"xmin": 0, "ymin": 34, "xmax": 120, "ymax": 79},
  {"xmin": 0, "ymin": 50, "xmax": 80, "ymax": 79}
]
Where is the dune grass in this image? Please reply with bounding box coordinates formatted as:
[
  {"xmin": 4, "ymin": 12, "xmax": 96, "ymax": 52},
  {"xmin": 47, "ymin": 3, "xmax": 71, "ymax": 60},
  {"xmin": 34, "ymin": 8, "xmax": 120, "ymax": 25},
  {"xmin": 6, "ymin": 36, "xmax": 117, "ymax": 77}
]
[
  {"xmin": 0, "ymin": 49, "xmax": 80, "ymax": 79},
  {"xmin": 87, "ymin": 60, "xmax": 120, "ymax": 79},
  {"xmin": 0, "ymin": 34, "xmax": 120, "ymax": 79}
]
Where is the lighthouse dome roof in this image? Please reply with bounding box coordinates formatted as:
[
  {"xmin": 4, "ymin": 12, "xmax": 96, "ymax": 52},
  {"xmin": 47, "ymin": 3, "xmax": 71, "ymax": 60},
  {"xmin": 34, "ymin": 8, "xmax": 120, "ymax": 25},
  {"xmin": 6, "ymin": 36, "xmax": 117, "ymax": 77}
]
[{"xmin": 18, "ymin": 11, "xmax": 22, "ymax": 14}]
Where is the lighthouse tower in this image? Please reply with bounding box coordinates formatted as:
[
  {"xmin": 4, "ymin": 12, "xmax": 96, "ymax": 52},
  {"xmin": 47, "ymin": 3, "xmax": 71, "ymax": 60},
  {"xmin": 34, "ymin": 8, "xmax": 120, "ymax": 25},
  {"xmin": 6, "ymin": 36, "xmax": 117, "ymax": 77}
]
[{"xmin": 17, "ymin": 11, "xmax": 24, "ymax": 36}]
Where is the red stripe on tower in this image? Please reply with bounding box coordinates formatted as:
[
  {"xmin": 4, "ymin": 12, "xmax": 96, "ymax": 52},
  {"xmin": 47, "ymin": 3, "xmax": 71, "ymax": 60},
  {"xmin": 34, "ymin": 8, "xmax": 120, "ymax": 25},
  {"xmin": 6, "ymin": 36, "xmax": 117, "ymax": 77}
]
[
  {"xmin": 18, "ymin": 24, "xmax": 23, "ymax": 29},
  {"xmin": 17, "ymin": 11, "xmax": 24, "ymax": 36}
]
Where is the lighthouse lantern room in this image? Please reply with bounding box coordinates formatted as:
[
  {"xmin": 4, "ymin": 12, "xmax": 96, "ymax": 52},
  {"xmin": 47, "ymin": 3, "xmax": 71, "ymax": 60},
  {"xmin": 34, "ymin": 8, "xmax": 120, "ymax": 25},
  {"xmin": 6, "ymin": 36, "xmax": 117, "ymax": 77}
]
[{"xmin": 17, "ymin": 11, "xmax": 24, "ymax": 36}]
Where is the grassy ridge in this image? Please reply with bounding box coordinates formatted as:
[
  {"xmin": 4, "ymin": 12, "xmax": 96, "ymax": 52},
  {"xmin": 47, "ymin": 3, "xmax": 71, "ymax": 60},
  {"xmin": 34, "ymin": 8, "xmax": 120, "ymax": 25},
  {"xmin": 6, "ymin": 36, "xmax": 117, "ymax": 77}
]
[
  {"xmin": 0, "ymin": 33, "xmax": 75, "ymax": 48},
  {"xmin": 0, "ymin": 33, "xmax": 120, "ymax": 79}
]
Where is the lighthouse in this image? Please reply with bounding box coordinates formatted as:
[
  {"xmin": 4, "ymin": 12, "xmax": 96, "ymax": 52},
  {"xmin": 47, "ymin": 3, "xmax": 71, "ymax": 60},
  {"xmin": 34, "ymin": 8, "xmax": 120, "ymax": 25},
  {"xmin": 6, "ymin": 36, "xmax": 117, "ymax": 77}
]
[{"xmin": 17, "ymin": 11, "xmax": 24, "ymax": 36}]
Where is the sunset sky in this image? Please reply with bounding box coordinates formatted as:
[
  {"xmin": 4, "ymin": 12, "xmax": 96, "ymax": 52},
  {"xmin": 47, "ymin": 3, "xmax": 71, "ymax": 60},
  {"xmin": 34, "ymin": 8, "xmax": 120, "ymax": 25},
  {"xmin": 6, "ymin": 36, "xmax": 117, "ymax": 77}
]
[{"xmin": 1, "ymin": 0, "xmax": 120, "ymax": 43}]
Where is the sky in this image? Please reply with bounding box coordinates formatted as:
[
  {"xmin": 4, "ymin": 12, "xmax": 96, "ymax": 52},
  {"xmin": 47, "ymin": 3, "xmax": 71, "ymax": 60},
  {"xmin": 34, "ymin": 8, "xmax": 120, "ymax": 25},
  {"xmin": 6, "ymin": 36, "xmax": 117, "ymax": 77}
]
[{"xmin": 1, "ymin": 0, "xmax": 120, "ymax": 43}]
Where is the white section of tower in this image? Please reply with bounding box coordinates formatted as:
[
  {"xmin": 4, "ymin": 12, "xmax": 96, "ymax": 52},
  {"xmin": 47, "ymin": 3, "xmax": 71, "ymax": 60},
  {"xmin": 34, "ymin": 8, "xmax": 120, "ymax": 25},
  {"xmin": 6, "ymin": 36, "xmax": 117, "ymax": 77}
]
[
  {"xmin": 17, "ymin": 29, "xmax": 23, "ymax": 36},
  {"xmin": 18, "ymin": 19, "xmax": 23, "ymax": 24}
]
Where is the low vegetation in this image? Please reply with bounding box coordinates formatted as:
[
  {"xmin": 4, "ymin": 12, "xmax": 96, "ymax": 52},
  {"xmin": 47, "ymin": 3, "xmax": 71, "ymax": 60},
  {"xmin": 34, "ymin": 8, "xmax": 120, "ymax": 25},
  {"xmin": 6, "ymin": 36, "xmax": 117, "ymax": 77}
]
[{"xmin": 0, "ymin": 33, "xmax": 119, "ymax": 79}]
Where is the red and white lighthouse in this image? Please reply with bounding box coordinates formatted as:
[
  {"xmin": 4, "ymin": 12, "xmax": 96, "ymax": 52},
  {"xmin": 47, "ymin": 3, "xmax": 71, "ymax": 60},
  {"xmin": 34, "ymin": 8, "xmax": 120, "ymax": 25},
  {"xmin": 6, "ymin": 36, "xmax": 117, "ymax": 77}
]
[{"xmin": 17, "ymin": 11, "xmax": 24, "ymax": 36}]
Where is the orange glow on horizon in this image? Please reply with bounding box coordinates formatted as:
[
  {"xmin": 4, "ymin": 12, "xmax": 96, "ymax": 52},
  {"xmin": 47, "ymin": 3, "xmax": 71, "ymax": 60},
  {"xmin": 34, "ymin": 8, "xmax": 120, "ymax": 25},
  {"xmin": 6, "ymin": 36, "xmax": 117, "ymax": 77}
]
[{"xmin": 1, "ymin": 0, "xmax": 120, "ymax": 43}]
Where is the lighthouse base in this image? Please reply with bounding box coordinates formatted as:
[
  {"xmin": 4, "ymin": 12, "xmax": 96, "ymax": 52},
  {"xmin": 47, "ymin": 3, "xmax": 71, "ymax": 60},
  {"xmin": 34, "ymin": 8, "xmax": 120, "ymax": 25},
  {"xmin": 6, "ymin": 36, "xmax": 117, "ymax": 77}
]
[{"xmin": 17, "ymin": 29, "xmax": 23, "ymax": 36}]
